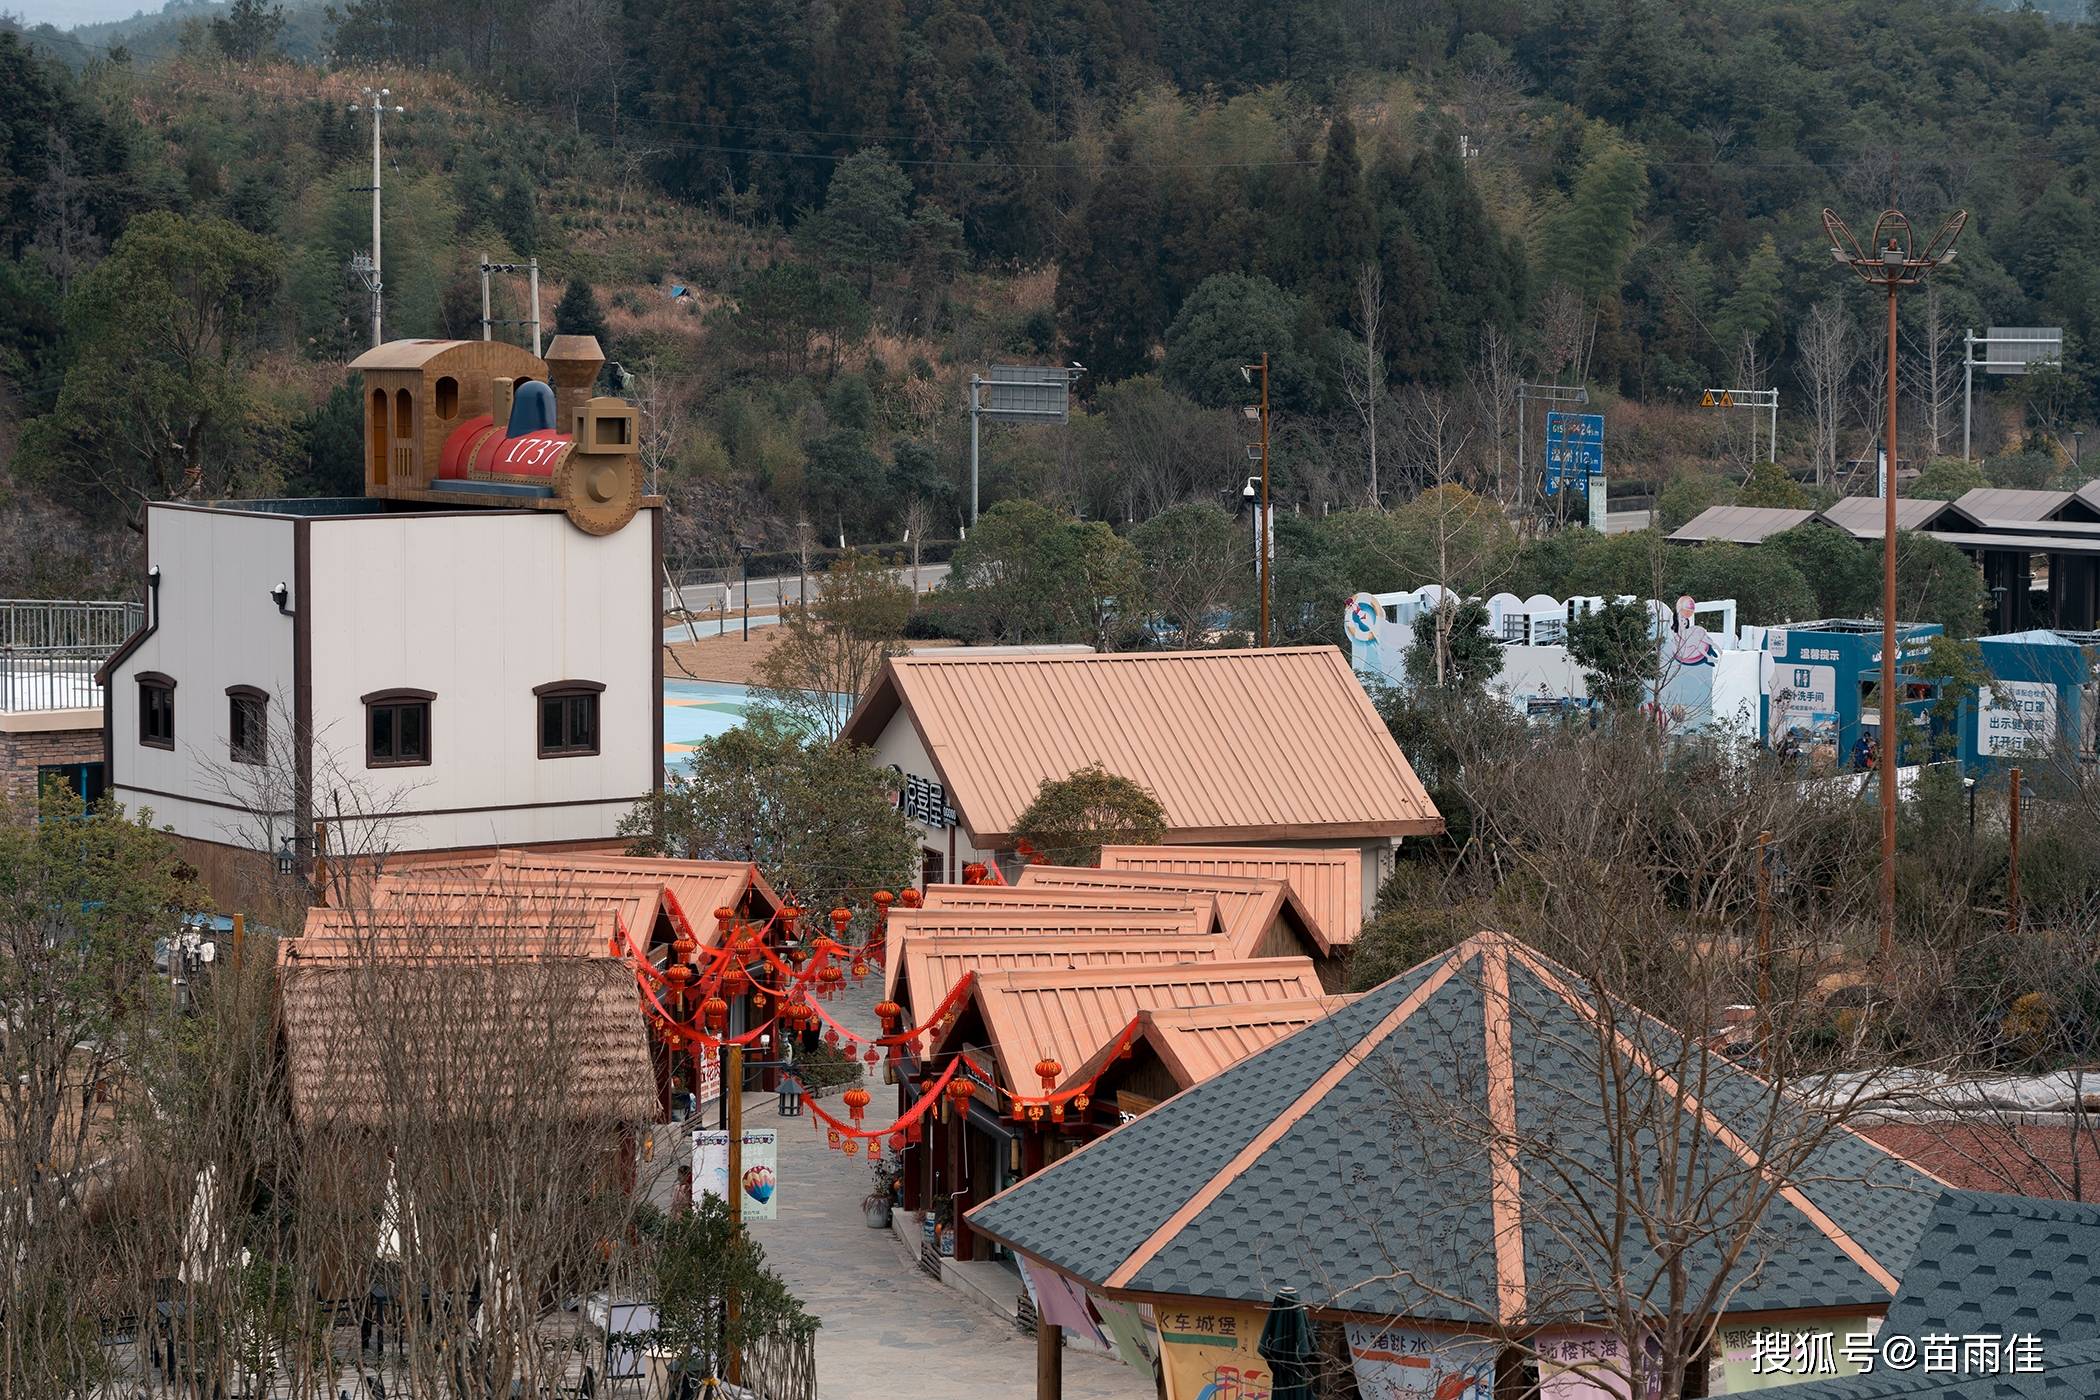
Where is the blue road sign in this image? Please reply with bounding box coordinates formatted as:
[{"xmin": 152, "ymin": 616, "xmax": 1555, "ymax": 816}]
[{"xmin": 1543, "ymin": 411, "xmax": 1605, "ymax": 495}]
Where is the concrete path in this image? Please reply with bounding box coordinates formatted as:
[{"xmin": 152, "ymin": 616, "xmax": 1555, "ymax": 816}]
[{"xmin": 744, "ymin": 981, "xmax": 1154, "ymax": 1400}]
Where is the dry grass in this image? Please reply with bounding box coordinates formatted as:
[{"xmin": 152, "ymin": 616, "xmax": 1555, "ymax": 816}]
[{"xmin": 663, "ymin": 631, "xmax": 785, "ymax": 687}]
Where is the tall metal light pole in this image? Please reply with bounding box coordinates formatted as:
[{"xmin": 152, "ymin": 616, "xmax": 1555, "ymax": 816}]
[
  {"xmin": 350, "ymin": 87, "xmax": 405, "ymax": 348},
  {"xmin": 1823, "ymin": 205, "xmax": 1965, "ymax": 960},
  {"xmin": 1242, "ymin": 354, "xmax": 1271, "ymax": 647}
]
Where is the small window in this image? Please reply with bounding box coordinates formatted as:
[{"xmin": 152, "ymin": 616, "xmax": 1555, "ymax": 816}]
[
  {"xmin": 434, "ymin": 375, "xmax": 459, "ymax": 418},
  {"xmin": 138, "ymin": 672, "xmax": 176, "ymax": 750},
  {"xmin": 534, "ymin": 680, "xmax": 604, "ymax": 758},
  {"xmin": 393, "ymin": 387, "xmax": 413, "ymax": 439},
  {"xmin": 362, "ymin": 688, "xmax": 435, "ymax": 768},
  {"xmin": 227, "ymin": 686, "xmax": 268, "ymax": 765}
]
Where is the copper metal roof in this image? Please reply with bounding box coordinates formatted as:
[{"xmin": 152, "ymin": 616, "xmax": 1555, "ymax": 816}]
[
  {"xmin": 883, "ymin": 905, "xmax": 1217, "ymax": 1006},
  {"xmin": 1667, "ymin": 505, "xmax": 1818, "ymax": 544},
  {"xmin": 405, "ymin": 850, "xmax": 780, "ymax": 946},
  {"xmin": 838, "ymin": 647, "xmax": 1441, "ymax": 844},
  {"xmin": 1060, "ymin": 996, "xmax": 1357, "ymax": 1093},
  {"xmin": 287, "ymin": 905, "xmax": 623, "ymax": 962},
  {"xmin": 369, "ymin": 870, "xmax": 667, "ymax": 941},
  {"xmin": 1016, "ymin": 865, "xmax": 1331, "ymax": 958},
  {"xmin": 1098, "ymin": 844, "xmax": 1365, "ymax": 941},
  {"xmin": 943, "ymin": 958, "xmax": 1326, "ymax": 1094},
  {"xmin": 894, "ymin": 934, "xmax": 1229, "ymax": 1023},
  {"xmin": 918, "ymin": 884, "xmax": 1224, "ymax": 930}
]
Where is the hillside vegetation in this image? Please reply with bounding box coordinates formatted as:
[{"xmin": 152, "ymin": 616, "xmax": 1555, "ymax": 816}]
[{"xmin": 4, "ymin": 0, "xmax": 2100, "ymax": 607}]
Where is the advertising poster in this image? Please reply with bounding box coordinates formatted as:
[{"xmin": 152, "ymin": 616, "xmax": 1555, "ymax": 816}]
[
  {"xmin": 1978, "ymin": 681, "xmax": 2057, "ymax": 757},
  {"xmin": 1158, "ymin": 1302, "xmax": 1270, "ymax": 1400},
  {"xmin": 1345, "ymin": 1322, "xmax": 1495, "ymax": 1399},
  {"xmin": 1767, "ymin": 662, "xmax": 1838, "ymax": 763},
  {"xmin": 1532, "ymin": 1328, "xmax": 1661, "ymax": 1399},
  {"xmin": 692, "ymin": 1129, "xmax": 779, "ymax": 1221}
]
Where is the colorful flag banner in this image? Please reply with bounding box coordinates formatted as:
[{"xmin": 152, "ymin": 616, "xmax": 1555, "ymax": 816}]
[
  {"xmin": 1017, "ymin": 1256, "xmax": 1108, "ymax": 1350},
  {"xmin": 1094, "ymin": 1298, "xmax": 1161, "ymax": 1376},
  {"xmin": 1346, "ymin": 1322, "xmax": 1495, "ymax": 1399},
  {"xmin": 1159, "ymin": 1302, "xmax": 1271, "ymax": 1400}
]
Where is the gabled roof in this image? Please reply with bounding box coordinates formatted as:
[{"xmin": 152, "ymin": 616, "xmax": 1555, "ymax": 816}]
[
  {"xmin": 942, "ymin": 958, "xmax": 1325, "ymax": 1095},
  {"xmin": 288, "ymin": 905, "xmax": 623, "ymax": 962},
  {"xmin": 370, "ymin": 870, "xmax": 667, "ymax": 943},
  {"xmin": 894, "ymin": 934, "xmax": 1229, "ymax": 1022},
  {"xmin": 405, "ymin": 850, "xmax": 780, "ymax": 946},
  {"xmin": 1018, "ymin": 865, "xmax": 1331, "ymax": 958},
  {"xmin": 1060, "ymin": 996, "xmax": 1355, "ymax": 1095},
  {"xmin": 968, "ymin": 932, "xmax": 1933, "ymax": 1322},
  {"xmin": 918, "ymin": 884, "xmax": 1224, "ymax": 930},
  {"xmin": 883, "ymin": 906, "xmax": 1219, "ymax": 1004},
  {"xmin": 1952, "ymin": 487, "xmax": 2096, "ymax": 526},
  {"xmin": 1818, "ymin": 495, "xmax": 1970, "ymax": 539},
  {"xmin": 838, "ymin": 648, "xmax": 1442, "ymax": 845},
  {"xmin": 1099, "ymin": 844, "xmax": 1365, "ymax": 940},
  {"xmin": 1668, "ymin": 505, "xmax": 1817, "ymax": 544}
]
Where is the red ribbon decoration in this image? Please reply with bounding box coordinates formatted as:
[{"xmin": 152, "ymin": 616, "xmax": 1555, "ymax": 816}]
[{"xmin": 805, "ymin": 1052, "xmax": 965, "ymax": 1142}]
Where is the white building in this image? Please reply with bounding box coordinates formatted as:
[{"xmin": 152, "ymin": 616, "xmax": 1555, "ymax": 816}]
[
  {"xmin": 1344, "ymin": 585, "xmax": 1764, "ymax": 741},
  {"xmin": 98, "ymin": 336, "xmax": 658, "ymax": 892}
]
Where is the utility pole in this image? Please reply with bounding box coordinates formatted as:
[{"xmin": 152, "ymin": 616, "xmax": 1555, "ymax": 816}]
[
  {"xmin": 479, "ymin": 255, "xmax": 544, "ymax": 354},
  {"xmin": 2007, "ymin": 766, "xmax": 2022, "ymax": 934},
  {"xmin": 349, "ymin": 87, "xmax": 404, "ymax": 348},
  {"xmin": 1243, "ymin": 355, "xmax": 1271, "ymax": 647},
  {"xmin": 1824, "ymin": 204, "xmax": 1965, "ymax": 962},
  {"xmin": 725, "ymin": 1040, "xmax": 744, "ymax": 1387},
  {"xmin": 968, "ymin": 374, "xmax": 982, "ymax": 527}
]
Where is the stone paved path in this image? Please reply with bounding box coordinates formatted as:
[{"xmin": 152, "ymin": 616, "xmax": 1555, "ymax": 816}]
[{"xmin": 744, "ymin": 979, "xmax": 1154, "ymax": 1400}]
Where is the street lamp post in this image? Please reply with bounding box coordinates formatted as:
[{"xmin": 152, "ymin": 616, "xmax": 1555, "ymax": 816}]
[
  {"xmin": 1241, "ymin": 355, "xmax": 1271, "ymax": 647},
  {"xmin": 737, "ymin": 546, "xmax": 752, "ymax": 642},
  {"xmin": 1823, "ymin": 205, "xmax": 1966, "ymax": 962}
]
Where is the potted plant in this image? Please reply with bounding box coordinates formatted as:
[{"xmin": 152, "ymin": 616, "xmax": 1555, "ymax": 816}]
[{"xmin": 862, "ymin": 1153, "xmax": 902, "ymax": 1229}]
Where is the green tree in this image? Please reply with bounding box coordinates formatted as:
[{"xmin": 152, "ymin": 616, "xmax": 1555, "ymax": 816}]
[
  {"xmin": 753, "ymin": 552, "xmax": 911, "ymax": 740},
  {"xmin": 650, "ymin": 1196, "xmax": 814, "ymax": 1376},
  {"xmin": 1657, "ymin": 471, "xmax": 1732, "ymax": 531},
  {"xmin": 1304, "ymin": 112, "xmax": 1374, "ymax": 318},
  {"xmin": 1129, "ymin": 501, "xmax": 1249, "ymax": 647},
  {"xmin": 942, "ymin": 500, "xmax": 1144, "ymax": 650},
  {"xmin": 623, "ymin": 714, "xmax": 917, "ymax": 913},
  {"xmin": 1896, "ymin": 530, "xmax": 1987, "ymax": 638},
  {"xmin": 1669, "ymin": 542, "xmax": 1816, "ymax": 626},
  {"xmin": 495, "ymin": 175, "xmax": 537, "ymax": 254},
  {"xmin": 1912, "ymin": 457, "xmax": 1988, "ymax": 500},
  {"xmin": 1734, "ymin": 460, "xmax": 1812, "ymax": 509},
  {"xmin": 1057, "ymin": 141, "xmax": 1164, "ymax": 384},
  {"xmin": 801, "ymin": 148, "xmax": 913, "ymax": 294},
  {"xmin": 1566, "ymin": 596, "xmax": 1659, "ymax": 710},
  {"xmin": 1012, "ymin": 762, "xmax": 1167, "ymax": 866},
  {"xmin": 1766, "ymin": 524, "xmax": 1877, "ymax": 618},
  {"xmin": 1161, "ymin": 272, "xmax": 1318, "ymax": 411},
  {"xmin": 553, "ymin": 276, "xmax": 612, "ymax": 346},
  {"xmin": 17, "ymin": 211, "xmax": 278, "ymax": 518},
  {"xmin": 1714, "ymin": 234, "xmax": 1783, "ymax": 356},
  {"xmin": 1403, "ymin": 597, "xmax": 1505, "ymax": 696},
  {"xmin": 804, "ymin": 430, "xmax": 887, "ymax": 538},
  {"xmin": 210, "ymin": 0, "xmax": 286, "ymax": 59},
  {"xmin": 1539, "ymin": 127, "xmax": 1647, "ymax": 305}
]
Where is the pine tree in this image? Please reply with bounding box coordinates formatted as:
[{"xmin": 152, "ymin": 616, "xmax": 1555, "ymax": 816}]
[
  {"xmin": 554, "ymin": 277, "xmax": 611, "ymax": 348},
  {"xmin": 1056, "ymin": 142, "xmax": 1165, "ymax": 384},
  {"xmin": 1715, "ymin": 235, "xmax": 1783, "ymax": 359},
  {"xmin": 1305, "ymin": 113, "xmax": 1375, "ymax": 320}
]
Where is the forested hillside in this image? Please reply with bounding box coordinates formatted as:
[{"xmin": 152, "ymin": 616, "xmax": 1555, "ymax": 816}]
[{"xmin": 5, "ymin": 0, "xmax": 2100, "ymax": 607}]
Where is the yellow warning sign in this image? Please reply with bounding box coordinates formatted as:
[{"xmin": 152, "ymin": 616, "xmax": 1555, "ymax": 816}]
[
  {"xmin": 1719, "ymin": 390, "xmax": 1735, "ymax": 407},
  {"xmin": 1700, "ymin": 390, "xmax": 1715, "ymax": 407}
]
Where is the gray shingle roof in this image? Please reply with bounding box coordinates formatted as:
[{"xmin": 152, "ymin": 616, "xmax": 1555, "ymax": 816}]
[
  {"xmin": 966, "ymin": 933, "xmax": 1935, "ymax": 1323},
  {"xmin": 1768, "ymin": 1339, "xmax": 2100, "ymax": 1399}
]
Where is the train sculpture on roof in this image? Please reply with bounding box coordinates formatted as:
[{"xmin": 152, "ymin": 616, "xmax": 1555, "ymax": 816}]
[{"xmin": 347, "ymin": 334, "xmax": 646, "ymax": 535}]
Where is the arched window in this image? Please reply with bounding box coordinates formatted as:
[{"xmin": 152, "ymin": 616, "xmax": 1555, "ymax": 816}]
[
  {"xmin": 534, "ymin": 680, "xmax": 604, "ymax": 758},
  {"xmin": 226, "ymin": 685, "xmax": 268, "ymax": 765},
  {"xmin": 369, "ymin": 388, "xmax": 390, "ymax": 484},
  {"xmin": 434, "ymin": 375, "xmax": 459, "ymax": 419},
  {"xmin": 138, "ymin": 672, "xmax": 176, "ymax": 750},
  {"xmin": 393, "ymin": 387, "xmax": 413, "ymax": 439}
]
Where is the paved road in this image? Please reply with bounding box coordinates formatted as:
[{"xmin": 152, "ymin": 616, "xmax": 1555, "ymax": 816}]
[
  {"xmin": 664, "ymin": 565, "xmax": 950, "ymax": 615},
  {"xmin": 1604, "ymin": 508, "xmax": 1654, "ymax": 535},
  {"xmin": 744, "ymin": 980, "xmax": 1154, "ymax": 1400}
]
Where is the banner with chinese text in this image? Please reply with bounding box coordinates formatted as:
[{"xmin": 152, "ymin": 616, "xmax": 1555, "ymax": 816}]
[
  {"xmin": 1345, "ymin": 1322, "xmax": 1495, "ymax": 1399},
  {"xmin": 1159, "ymin": 1303, "xmax": 1270, "ymax": 1400}
]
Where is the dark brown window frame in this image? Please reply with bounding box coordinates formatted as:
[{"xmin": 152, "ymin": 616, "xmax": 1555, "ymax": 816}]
[
  {"xmin": 361, "ymin": 687, "xmax": 435, "ymax": 768},
  {"xmin": 137, "ymin": 672, "xmax": 176, "ymax": 750},
  {"xmin": 533, "ymin": 680, "xmax": 605, "ymax": 759},
  {"xmin": 226, "ymin": 685, "xmax": 268, "ymax": 766}
]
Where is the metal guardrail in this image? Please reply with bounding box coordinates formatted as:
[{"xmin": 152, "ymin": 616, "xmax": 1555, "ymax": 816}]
[
  {"xmin": 0, "ymin": 599, "xmax": 142, "ymax": 650},
  {"xmin": 0, "ymin": 647, "xmax": 108, "ymax": 713}
]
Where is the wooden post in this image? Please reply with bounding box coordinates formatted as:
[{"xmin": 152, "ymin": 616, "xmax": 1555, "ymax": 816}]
[
  {"xmin": 230, "ymin": 912, "xmax": 245, "ymax": 971},
  {"xmin": 726, "ymin": 1042, "xmax": 744, "ymax": 1386},
  {"xmin": 1037, "ymin": 1319, "xmax": 1064, "ymax": 1400}
]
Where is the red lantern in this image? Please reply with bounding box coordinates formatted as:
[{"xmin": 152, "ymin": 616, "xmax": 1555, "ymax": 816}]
[
  {"xmin": 752, "ymin": 990, "xmax": 769, "ymax": 1012},
  {"xmin": 946, "ymin": 1077, "xmax": 975, "ymax": 1115},
  {"xmin": 873, "ymin": 1000, "xmax": 903, "ymax": 1034},
  {"xmin": 671, "ymin": 931, "xmax": 697, "ymax": 966},
  {"xmin": 700, "ymin": 995, "xmax": 728, "ymax": 1034},
  {"xmin": 1034, "ymin": 1057, "xmax": 1062, "ymax": 1092},
  {"xmin": 714, "ymin": 906, "xmax": 734, "ymax": 938},
  {"xmin": 665, "ymin": 963, "xmax": 692, "ymax": 992},
  {"xmin": 1073, "ymin": 1093, "xmax": 1091, "ymax": 1113},
  {"xmin": 843, "ymin": 1137, "xmax": 860, "ymax": 1156},
  {"xmin": 843, "ymin": 1086, "xmax": 871, "ymax": 1124},
  {"xmin": 962, "ymin": 862, "xmax": 987, "ymax": 885},
  {"xmin": 850, "ymin": 958, "xmax": 868, "ymax": 982},
  {"xmin": 830, "ymin": 907, "xmax": 852, "ymax": 935},
  {"xmin": 723, "ymin": 963, "xmax": 751, "ymax": 997},
  {"xmin": 899, "ymin": 888, "xmax": 922, "ymax": 908},
  {"xmin": 863, "ymin": 1048, "xmax": 879, "ymax": 1066},
  {"xmin": 824, "ymin": 1027, "xmax": 840, "ymax": 1047}
]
